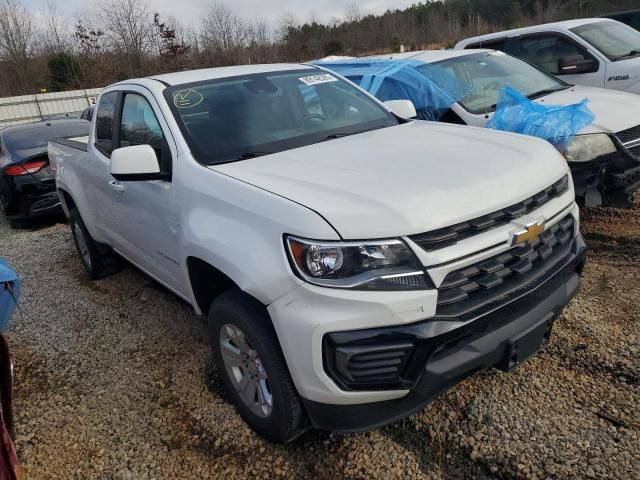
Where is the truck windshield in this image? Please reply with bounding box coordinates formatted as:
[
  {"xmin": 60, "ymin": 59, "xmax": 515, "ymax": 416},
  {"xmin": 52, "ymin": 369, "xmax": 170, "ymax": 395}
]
[
  {"xmin": 164, "ymin": 69, "xmax": 399, "ymax": 165},
  {"xmin": 572, "ymin": 21, "xmax": 640, "ymax": 61},
  {"xmin": 430, "ymin": 52, "xmax": 569, "ymax": 115}
]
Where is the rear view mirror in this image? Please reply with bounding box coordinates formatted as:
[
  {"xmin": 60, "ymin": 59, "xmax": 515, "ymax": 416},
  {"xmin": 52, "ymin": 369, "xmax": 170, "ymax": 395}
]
[
  {"xmin": 384, "ymin": 100, "xmax": 418, "ymax": 119},
  {"xmin": 110, "ymin": 145, "xmax": 162, "ymax": 181},
  {"xmin": 558, "ymin": 55, "xmax": 597, "ymax": 75}
]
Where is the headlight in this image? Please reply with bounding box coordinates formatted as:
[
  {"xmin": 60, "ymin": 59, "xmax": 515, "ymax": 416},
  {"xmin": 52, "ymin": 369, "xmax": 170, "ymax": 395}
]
[
  {"xmin": 564, "ymin": 134, "xmax": 617, "ymax": 163},
  {"xmin": 285, "ymin": 236, "xmax": 432, "ymax": 290}
]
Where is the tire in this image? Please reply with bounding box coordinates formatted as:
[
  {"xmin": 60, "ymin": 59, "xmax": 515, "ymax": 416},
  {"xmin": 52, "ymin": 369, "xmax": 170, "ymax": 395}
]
[
  {"xmin": 209, "ymin": 290, "xmax": 307, "ymax": 443},
  {"xmin": 9, "ymin": 219, "xmax": 29, "ymax": 229},
  {"xmin": 69, "ymin": 208, "xmax": 120, "ymax": 279}
]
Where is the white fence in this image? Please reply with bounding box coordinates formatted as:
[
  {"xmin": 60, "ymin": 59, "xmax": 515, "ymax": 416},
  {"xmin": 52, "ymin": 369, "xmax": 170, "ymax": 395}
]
[{"xmin": 0, "ymin": 88, "xmax": 102, "ymax": 128}]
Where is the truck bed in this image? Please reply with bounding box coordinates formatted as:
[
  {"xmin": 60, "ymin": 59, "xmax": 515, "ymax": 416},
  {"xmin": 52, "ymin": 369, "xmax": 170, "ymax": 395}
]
[{"xmin": 49, "ymin": 136, "xmax": 89, "ymax": 152}]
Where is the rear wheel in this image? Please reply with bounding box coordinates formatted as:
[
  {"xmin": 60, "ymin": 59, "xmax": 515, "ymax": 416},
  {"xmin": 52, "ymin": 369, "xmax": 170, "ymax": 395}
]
[
  {"xmin": 69, "ymin": 208, "xmax": 120, "ymax": 279},
  {"xmin": 209, "ymin": 290, "xmax": 307, "ymax": 443}
]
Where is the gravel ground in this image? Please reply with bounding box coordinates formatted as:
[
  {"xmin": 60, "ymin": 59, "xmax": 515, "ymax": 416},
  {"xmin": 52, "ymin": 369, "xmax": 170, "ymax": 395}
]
[{"xmin": 0, "ymin": 199, "xmax": 638, "ymax": 480}]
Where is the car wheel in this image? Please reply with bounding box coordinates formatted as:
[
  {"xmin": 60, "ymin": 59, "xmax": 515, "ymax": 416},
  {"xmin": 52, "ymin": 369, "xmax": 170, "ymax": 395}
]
[
  {"xmin": 69, "ymin": 208, "xmax": 120, "ymax": 279},
  {"xmin": 8, "ymin": 219, "xmax": 29, "ymax": 229},
  {"xmin": 209, "ymin": 290, "xmax": 307, "ymax": 443}
]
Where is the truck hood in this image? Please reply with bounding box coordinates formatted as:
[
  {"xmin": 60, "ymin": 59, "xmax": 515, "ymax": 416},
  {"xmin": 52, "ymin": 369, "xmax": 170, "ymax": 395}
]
[
  {"xmin": 540, "ymin": 85, "xmax": 640, "ymax": 135},
  {"xmin": 211, "ymin": 122, "xmax": 568, "ymax": 239}
]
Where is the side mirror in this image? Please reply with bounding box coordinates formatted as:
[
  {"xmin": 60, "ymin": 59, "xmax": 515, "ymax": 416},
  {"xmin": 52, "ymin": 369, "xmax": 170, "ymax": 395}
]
[
  {"xmin": 558, "ymin": 55, "xmax": 597, "ymax": 75},
  {"xmin": 110, "ymin": 145, "xmax": 161, "ymax": 181},
  {"xmin": 384, "ymin": 99, "xmax": 417, "ymax": 119}
]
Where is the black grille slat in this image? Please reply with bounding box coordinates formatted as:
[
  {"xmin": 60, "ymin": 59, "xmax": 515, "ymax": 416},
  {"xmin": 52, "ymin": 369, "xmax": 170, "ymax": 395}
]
[
  {"xmin": 349, "ymin": 358, "xmax": 404, "ymax": 370},
  {"xmin": 410, "ymin": 175, "xmax": 569, "ymax": 251},
  {"xmin": 350, "ymin": 351, "xmax": 406, "ymax": 362},
  {"xmin": 616, "ymin": 124, "xmax": 640, "ymax": 145},
  {"xmin": 436, "ymin": 215, "xmax": 575, "ymax": 317},
  {"xmin": 350, "ymin": 367, "xmax": 400, "ymax": 378},
  {"xmin": 616, "ymin": 125, "xmax": 640, "ymax": 159}
]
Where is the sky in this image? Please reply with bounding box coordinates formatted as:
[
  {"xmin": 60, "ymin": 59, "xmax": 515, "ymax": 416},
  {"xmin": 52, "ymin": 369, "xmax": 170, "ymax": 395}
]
[{"xmin": 22, "ymin": 0, "xmax": 421, "ymax": 28}]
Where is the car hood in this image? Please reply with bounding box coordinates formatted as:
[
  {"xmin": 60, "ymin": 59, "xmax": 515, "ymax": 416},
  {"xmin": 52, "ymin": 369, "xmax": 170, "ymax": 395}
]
[
  {"xmin": 540, "ymin": 85, "xmax": 640, "ymax": 135},
  {"xmin": 211, "ymin": 122, "xmax": 568, "ymax": 239}
]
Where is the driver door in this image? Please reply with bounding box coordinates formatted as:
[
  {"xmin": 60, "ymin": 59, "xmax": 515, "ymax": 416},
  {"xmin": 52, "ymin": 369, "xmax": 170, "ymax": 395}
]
[
  {"xmin": 515, "ymin": 33, "xmax": 605, "ymax": 88},
  {"xmin": 106, "ymin": 88, "xmax": 186, "ymax": 298}
]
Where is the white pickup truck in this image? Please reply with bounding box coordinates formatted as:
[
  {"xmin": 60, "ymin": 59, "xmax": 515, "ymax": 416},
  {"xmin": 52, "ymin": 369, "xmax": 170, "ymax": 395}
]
[
  {"xmin": 456, "ymin": 18, "xmax": 640, "ymax": 93},
  {"xmin": 49, "ymin": 64, "xmax": 586, "ymax": 442}
]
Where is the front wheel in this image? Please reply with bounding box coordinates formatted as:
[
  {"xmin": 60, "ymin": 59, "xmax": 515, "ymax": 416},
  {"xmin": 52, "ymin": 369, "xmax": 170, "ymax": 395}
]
[{"xmin": 209, "ymin": 290, "xmax": 307, "ymax": 443}]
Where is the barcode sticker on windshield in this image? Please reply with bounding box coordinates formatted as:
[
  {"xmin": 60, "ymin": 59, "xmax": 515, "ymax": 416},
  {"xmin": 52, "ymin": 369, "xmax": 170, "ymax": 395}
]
[{"xmin": 299, "ymin": 74, "xmax": 338, "ymax": 86}]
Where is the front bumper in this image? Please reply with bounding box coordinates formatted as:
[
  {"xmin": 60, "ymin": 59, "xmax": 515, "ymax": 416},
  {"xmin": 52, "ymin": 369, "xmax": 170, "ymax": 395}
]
[
  {"xmin": 303, "ymin": 236, "xmax": 586, "ymax": 431},
  {"xmin": 570, "ymin": 151, "xmax": 640, "ymax": 208}
]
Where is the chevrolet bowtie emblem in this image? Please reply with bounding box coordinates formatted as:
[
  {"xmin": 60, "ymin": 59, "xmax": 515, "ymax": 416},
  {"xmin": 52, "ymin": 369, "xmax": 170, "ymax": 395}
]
[{"xmin": 510, "ymin": 218, "xmax": 546, "ymax": 247}]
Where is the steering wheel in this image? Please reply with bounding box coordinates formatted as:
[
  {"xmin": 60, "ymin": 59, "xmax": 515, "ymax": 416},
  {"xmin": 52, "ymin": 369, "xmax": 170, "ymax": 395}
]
[{"xmin": 300, "ymin": 113, "xmax": 325, "ymax": 129}]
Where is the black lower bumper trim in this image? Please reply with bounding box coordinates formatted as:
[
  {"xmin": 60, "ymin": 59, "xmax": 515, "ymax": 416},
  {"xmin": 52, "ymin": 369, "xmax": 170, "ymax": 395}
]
[{"xmin": 303, "ymin": 239, "xmax": 586, "ymax": 432}]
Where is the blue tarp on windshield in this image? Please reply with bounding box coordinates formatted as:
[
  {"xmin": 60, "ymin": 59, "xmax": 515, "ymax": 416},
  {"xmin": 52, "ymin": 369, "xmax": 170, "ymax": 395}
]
[
  {"xmin": 314, "ymin": 59, "xmax": 473, "ymax": 121},
  {"xmin": 0, "ymin": 258, "xmax": 20, "ymax": 330}
]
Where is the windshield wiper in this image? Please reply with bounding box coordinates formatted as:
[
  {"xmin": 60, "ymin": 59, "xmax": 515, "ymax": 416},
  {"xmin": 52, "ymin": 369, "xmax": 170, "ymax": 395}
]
[
  {"xmin": 613, "ymin": 49, "xmax": 640, "ymax": 61},
  {"xmin": 233, "ymin": 151, "xmax": 274, "ymax": 160},
  {"xmin": 322, "ymin": 132, "xmax": 355, "ymax": 141},
  {"xmin": 527, "ymin": 86, "xmax": 570, "ymax": 100}
]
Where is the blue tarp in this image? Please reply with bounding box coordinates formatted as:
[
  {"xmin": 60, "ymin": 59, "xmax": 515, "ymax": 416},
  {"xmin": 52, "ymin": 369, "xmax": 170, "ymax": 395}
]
[
  {"xmin": 487, "ymin": 86, "xmax": 595, "ymax": 151},
  {"xmin": 314, "ymin": 59, "xmax": 473, "ymax": 121},
  {"xmin": 0, "ymin": 259, "xmax": 19, "ymax": 331}
]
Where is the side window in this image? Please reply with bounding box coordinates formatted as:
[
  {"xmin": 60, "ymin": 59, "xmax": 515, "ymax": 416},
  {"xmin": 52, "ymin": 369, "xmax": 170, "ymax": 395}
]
[
  {"xmin": 517, "ymin": 35, "xmax": 591, "ymax": 75},
  {"xmin": 120, "ymin": 93, "xmax": 164, "ymax": 151},
  {"xmin": 467, "ymin": 39, "xmax": 506, "ymax": 52},
  {"xmin": 119, "ymin": 93, "xmax": 171, "ymax": 174},
  {"xmin": 95, "ymin": 91, "xmax": 118, "ymax": 156}
]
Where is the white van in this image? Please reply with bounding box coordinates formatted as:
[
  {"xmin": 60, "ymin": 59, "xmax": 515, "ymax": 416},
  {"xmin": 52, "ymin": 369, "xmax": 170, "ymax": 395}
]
[{"xmin": 455, "ymin": 19, "xmax": 640, "ymax": 94}]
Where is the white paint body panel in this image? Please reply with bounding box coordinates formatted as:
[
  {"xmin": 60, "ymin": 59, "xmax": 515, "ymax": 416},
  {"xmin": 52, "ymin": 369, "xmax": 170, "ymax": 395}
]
[
  {"xmin": 389, "ymin": 49, "xmax": 640, "ymax": 136},
  {"xmin": 50, "ymin": 64, "xmax": 577, "ymax": 405},
  {"xmin": 455, "ymin": 18, "xmax": 640, "ymax": 93}
]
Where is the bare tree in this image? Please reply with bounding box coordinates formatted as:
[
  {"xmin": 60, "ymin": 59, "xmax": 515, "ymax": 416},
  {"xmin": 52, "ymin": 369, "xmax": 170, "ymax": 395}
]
[
  {"xmin": 344, "ymin": 3, "xmax": 363, "ymax": 24},
  {"xmin": 97, "ymin": 0, "xmax": 154, "ymax": 74},
  {"xmin": 0, "ymin": 0, "xmax": 35, "ymax": 93},
  {"xmin": 44, "ymin": 0, "xmax": 72, "ymax": 53},
  {"xmin": 200, "ymin": 3, "xmax": 247, "ymax": 56}
]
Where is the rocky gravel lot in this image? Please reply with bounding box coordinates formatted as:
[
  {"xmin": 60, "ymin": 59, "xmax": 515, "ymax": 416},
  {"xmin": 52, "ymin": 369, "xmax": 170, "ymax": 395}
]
[{"xmin": 0, "ymin": 199, "xmax": 638, "ymax": 479}]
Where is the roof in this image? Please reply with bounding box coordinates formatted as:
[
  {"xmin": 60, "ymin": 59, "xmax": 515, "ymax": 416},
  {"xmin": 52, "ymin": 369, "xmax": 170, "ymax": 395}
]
[
  {"xmin": 457, "ymin": 18, "xmax": 612, "ymax": 45},
  {"xmin": 1, "ymin": 118, "xmax": 88, "ymax": 135},
  {"xmin": 375, "ymin": 49, "xmax": 491, "ymax": 63},
  {"xmin": 146, "ymin": 63, "xmax": 318, "ymax": 87}
]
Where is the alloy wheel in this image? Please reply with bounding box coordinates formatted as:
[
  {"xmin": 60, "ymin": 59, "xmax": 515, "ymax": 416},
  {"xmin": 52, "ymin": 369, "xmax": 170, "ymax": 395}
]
[{"xmin": 219, "ymin": 323, "xmax": 273, "ymax": 417}]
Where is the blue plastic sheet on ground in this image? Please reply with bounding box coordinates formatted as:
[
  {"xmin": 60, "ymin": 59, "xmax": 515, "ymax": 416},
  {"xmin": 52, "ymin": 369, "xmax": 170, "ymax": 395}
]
[
  {"xmin": 486, "ymin": 86, "xmax": 595, "ymax": 151},
  {"xmin": 314, "ymin": 59, "xmax": 473, "ymax": 121},
  {"xmin": 0, "ymin": 258, "xmax": 20, "ymax": 331}
]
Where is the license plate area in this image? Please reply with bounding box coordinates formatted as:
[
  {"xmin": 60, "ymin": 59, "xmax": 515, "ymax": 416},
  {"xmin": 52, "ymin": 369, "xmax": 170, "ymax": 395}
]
[{"xmin": 498, "ymin": 313, "xmax": 554, "ymax": 372}]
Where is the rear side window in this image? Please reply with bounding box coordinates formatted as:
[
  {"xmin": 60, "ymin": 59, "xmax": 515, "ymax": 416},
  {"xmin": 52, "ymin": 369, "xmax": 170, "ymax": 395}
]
[
  {"xmin": 466, "ymin": 39, "xmax": 506, "ymax": 51},
  {"xmin": 95, "ymin": 91, "xmax": 118, "ymax": 156}
]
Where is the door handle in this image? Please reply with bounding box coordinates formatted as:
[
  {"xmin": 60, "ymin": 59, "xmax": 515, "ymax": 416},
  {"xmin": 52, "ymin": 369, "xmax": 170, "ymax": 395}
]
[{"xmin": 109, "ymin": 180, "xmax": 125, "ymax": 193}]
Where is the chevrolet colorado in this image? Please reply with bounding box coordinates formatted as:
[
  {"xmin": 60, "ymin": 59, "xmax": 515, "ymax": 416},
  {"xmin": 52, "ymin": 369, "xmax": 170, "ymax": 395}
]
[{"xmin": 49, "ymin": 64, "xmax": 586, "ymax": 442}]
